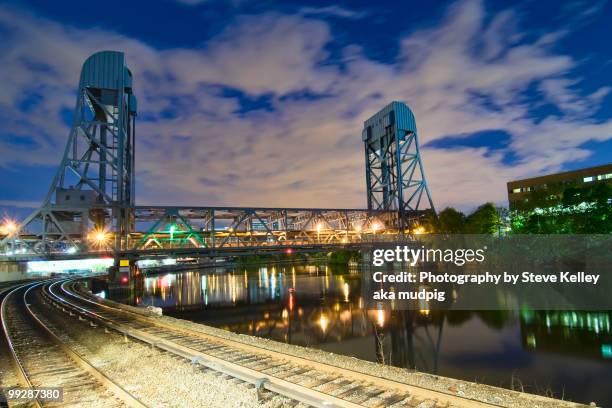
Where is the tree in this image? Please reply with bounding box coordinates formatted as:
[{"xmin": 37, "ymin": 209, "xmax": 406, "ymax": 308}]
[
  {"xmin": 510, "ymin": 183, "xmax": 612, "ymax": 234},
  {"xmin": 465, "ymin": 203, "xmax": 501, "ymax": 234},
  {"xmin": 437, "ymin": 207, "xmax": 466, "ymax": 233}
]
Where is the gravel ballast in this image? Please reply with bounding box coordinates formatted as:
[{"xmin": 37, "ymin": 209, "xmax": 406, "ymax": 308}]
[{"xmin": 27, "ymin": 287, "xmax": 299, "ymax": 408}]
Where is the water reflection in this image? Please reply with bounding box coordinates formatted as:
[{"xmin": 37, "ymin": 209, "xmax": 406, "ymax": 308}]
[
  {"xmin": 521, "ymin": 310, "xmax": 611, "ymax": 360},
  {"xmin": 110, "ymin": 263, "xmax": 612, "ymax": 406}
]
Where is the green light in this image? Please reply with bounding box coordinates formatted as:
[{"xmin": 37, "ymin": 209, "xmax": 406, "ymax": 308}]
[
  {"xmin": 602, "ymin": 344, "xmax": 612, "ymax": 359},
  {"xmin": 169, "ymin": 224, "xmax": 176, "ymax": 241}
]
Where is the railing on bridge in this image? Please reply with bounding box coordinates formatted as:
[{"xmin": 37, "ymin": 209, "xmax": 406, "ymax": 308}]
[
  {"xmin": 1, "ymin": 206, "xmax": 406, "ymax": 258},
  {"xmin": 130, "ymin": 206, "xmax": 400, "ymax": 250}
]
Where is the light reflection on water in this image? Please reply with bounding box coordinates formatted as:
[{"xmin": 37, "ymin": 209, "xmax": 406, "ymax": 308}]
[{"xmin": 114, "ymin": 263, "xmax": 612, "ymax": 406}]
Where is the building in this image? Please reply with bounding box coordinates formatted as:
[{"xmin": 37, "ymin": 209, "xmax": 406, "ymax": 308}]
[{"xmin": 507, "ymin": 163, "xmax": 612, "ymax": 210}]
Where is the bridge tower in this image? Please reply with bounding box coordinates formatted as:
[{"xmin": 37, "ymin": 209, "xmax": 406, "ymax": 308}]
[
  {"xmin": 2, "ymin": 51, "xmax": 137, "ymax": 253},
  {"xmin": 362, "ymin": 102, "xmax": 435, "ymax": 229}
]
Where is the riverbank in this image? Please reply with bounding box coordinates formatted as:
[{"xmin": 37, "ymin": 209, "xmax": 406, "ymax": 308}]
[{"xmin": 140, "ymin": 250, "xmax": 360, "ymax": 277}]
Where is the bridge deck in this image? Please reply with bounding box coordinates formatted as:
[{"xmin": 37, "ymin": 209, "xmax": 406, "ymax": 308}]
[{"xmin": 3, "ymin": 206, "xmax": 425, "ymax": 258}]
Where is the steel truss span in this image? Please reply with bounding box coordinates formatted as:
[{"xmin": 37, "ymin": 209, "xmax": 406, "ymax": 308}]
[
  {"xmin": 1, "ymin": 51, "xmax": 435, "ymax": 259},
  {"xmin": 7, "ymin": 206, "xmax": 399, "ymax": 257}
]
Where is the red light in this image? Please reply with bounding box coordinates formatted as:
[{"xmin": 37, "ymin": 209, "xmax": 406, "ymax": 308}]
[
  {"xmin": 285, "ymin": 248, "xmax": 293, "ymax": 254},
  {"xmin": 120, "ymin": 276, "xmax": 129, "ymax": 284}
]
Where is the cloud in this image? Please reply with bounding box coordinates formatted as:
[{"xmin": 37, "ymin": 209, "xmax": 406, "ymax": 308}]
[
  {"xmin": 163, "ymin": 13, "xmax": 336, "ymax": 95},
  {"xmin": 0, "ymin": 0, "xmax": 611, "ymax": 214},
  {"xmin": 298, "ymin": 5, "xmax": 368, "ymax": 19},
  {"xmin": 539, "ymin": 78, "xmax": 611, "ymax": 116},
  {"xmin": 0, "ymin": 200, "xmax": 40, "ymax": 209}
]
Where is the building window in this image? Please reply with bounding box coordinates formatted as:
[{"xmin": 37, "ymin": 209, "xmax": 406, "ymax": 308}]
[
  {"xmin": 584, "ymin": 176, "xmax": 593, "ymax": 182},
  {"xmin": 512, "ymin": 188, "xmax": 521, "ymax": 193}
]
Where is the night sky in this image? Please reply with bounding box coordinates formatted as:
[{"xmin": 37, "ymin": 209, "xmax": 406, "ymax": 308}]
[{"xmin": 1, "ymin": 0, "xmax": 611, "ymax": 219}]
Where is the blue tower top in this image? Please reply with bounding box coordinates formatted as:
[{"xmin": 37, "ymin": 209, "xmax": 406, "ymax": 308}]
[
  {"xmin": 78, "ymin": 50, "xmax": 137, "ymax": 113},
  {"xmin": 79, "ymin": 51, "xmax": 132, "ymax": 90},
  {"xmin": 362, "ymin": 101, "xmax": 418, "ymax": 145}
]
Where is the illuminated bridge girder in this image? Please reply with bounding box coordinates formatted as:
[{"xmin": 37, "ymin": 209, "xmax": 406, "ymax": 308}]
[
  {"xmin": 131, "ymin": 206, "xmax": 398, "ymax": 251},
  {"xmin": 3, "ymin": 206, "xmax": 399, "ymax": 257}
]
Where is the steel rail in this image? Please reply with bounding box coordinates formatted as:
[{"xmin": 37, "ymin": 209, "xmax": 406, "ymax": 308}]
[
  {"xmin": 1, "ymin": 283, "xmax": 44, "ymax": 408},
  {"xmin": 22, "ymin": 282, "xmax": 149, "ymax": 408},
  {"xmin": 52, "ymin": 279, "xmax": 507, "ymax": 408},
  {"xmin": 1, "ymin": 281, "xmax": 149, "ymax": 408},
  {"xmin": 45, "ymin": 281, "xmax": 358, "ymax": 408}
]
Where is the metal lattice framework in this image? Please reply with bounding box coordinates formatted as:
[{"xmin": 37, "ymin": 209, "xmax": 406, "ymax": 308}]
[
  {"xmin": 363, "ymin": 101, "xmax": 435, "ymax": 227},
  {"xmin": 1, "ymin": 53, "xmax": 433, "ymax": 259},
  {"xmin": 131, "ymin": 207, "xmax": 396, "ymax": 251},
  {"xmin": 1, "ymin": 51, "xmax": 136, "ymax": 255},
  {"xmin": 2, "ymin": 205, "xmax": 399, "ymax": 258}
]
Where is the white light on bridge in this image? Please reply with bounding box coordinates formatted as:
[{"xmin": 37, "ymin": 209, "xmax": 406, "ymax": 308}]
[
  {"xmin": 413, "ymin": 226, "xmax": 426, "ymax": 235},
  {"xmin": 1, "ymin": 219, "xmax": 17, "ymax": 236},
  {"xmin": 371, "ymin": 222, "xmax": 383, "ymax": 232},
  {"xmin": 88, "ymin": 228, "xmax": 111, "ymax": 248},
  {"xmin": 162, "ymin": 258, "xmax": 177, "ymax": 266},
  {"xmin": 27, "ymin": 258, "xmax": 113, "ymax": 274}
]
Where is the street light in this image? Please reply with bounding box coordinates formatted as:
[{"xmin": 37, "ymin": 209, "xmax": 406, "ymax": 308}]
[
  {"xmin": 2, "ymin": 220, "xmax": 17, "ymax": 236},
  {"xmin": 88, "ymin": 228, "xmax": 110, "ymax": 249},
  {"xmin": 316, "ymin": 222, "xmax": 324, "ymax": 242},
  {"xmin": 169, "ymin": 224, "xmax": 176, "ymax": 242},
  {"xmin": 414, "ymin": 226, "xmax": 426, "ymax": 235}
]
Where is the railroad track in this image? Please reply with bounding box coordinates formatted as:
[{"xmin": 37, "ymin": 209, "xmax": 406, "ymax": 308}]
[
  {"xmin": 0, "ymin": 281, "xmax": 148, "ymax": 408},
  {"xmin": 45, "ymin": 279, "xmax": 504, "ymax": 408}
]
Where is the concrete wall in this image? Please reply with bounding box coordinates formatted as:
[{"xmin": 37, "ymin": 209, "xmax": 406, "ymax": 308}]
[{"xmin": 0, "ymin": 261, "xmax": 29, "ymax": 282}]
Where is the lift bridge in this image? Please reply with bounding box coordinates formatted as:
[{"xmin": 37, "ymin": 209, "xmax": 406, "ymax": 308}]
[{"xmin": 0, "ymin": 51, "xmax": 434, "ymax": 262}]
